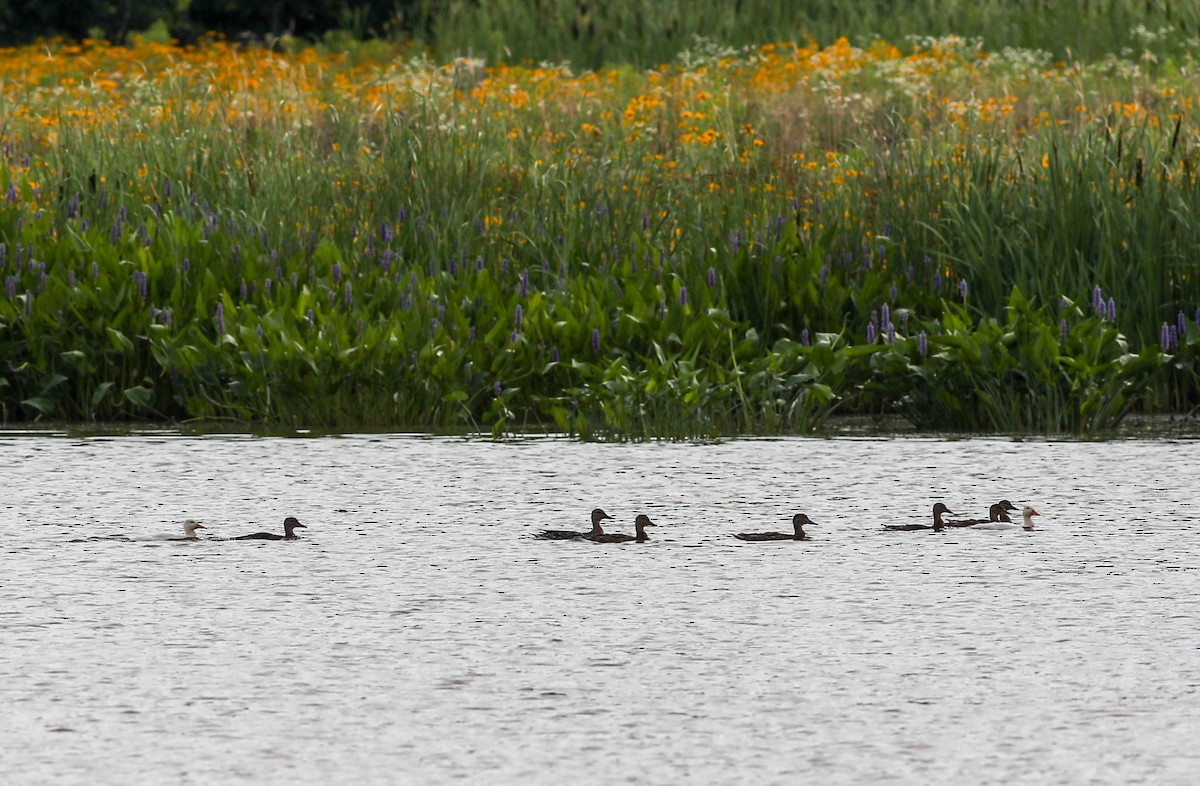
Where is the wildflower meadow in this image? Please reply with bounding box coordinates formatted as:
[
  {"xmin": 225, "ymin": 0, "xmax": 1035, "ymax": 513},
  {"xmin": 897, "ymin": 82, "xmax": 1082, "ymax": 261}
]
[{"xmin": 0, "ymin": 27, "xmax": 1198, "ymax": 436}]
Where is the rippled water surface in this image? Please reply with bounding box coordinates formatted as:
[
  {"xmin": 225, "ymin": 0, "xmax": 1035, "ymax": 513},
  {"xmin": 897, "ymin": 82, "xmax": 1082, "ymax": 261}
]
[{"xmin": 2, "ymin": 433, "xmax": 1199, "ymax": 784}]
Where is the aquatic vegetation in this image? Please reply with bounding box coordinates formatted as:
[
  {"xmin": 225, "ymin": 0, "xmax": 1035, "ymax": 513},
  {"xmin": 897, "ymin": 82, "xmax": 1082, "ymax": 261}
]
[{"xmin": 0, "ymin": 35, "xmax": 1198, "ymax": 435}]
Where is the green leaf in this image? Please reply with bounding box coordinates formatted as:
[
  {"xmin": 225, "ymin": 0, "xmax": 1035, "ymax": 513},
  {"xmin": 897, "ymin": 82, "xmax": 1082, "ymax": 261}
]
[
  {"xmin": 20, "ymin": 396, "xmax": 55, "ymax": 414},
  {"xmin": 123, "ymin": 385, "xmax": 154, "ymax": 408}
]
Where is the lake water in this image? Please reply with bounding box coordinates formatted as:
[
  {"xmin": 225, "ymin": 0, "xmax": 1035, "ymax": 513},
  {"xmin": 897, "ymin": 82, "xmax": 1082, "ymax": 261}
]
[{"xmin": 2, "ymin": 432, "xmax": 1199, "ymax": 784}]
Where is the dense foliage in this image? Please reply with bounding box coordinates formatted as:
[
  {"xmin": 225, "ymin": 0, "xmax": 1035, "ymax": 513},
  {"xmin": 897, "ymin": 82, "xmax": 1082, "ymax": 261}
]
[
  {"xmin": 1, "ymin": 34, "xmax": 1198, "ymax": 436},
  {"xmin": 0, "ymin": 1, "xmax": 1197, "ymax": 67}
]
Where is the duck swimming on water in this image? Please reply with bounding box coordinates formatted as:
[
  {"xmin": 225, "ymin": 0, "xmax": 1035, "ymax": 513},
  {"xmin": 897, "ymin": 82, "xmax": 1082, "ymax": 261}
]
[
  {"xmin": 734, "ymin": 513, "xmax": 817, "ymax": 541},
  {"xmin": 536, "ymin": 508, "xmax": 612, "ymax": 540},
  {"xmin": 883, "ymin": 503, "xmax": 954, "ymax": 532},
  {"xmin": 585, "ymin": 514, "xmax": 655, "ymax": 543},
  {"xmin": 232, "ymin": 517, "xmax": 306, "ymax": 540},
  {"xmin": 945, "ymin": 501, "xmax": 1015, "ymax": 528},
  {"xmin": 1020, "ymin": 505, "xmax": 1040, "ymax": 530},
  {"xmin": 168, "ymin": 520, "xmax": 207, "ymax": 541}
]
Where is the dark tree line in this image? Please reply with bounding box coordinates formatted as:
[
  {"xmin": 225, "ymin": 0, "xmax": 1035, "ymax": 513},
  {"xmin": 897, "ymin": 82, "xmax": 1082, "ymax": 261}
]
[{"xmin": 0, "ymin": 0, "xmax": 425, "ymax": 46}]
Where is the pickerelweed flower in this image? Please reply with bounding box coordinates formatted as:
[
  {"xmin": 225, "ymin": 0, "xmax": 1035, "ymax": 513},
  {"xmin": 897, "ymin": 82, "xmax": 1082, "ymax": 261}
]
[
  {"xmin": 332, "ymin": 263, "xmax": 342, "ymax": 283},
  {"xmin": 494, "ymin": 380, "xmax": 502, "ymax": 397},
  {"xmin": 881, "ymin": 303, "xmax": 890, "ymax": 327},
  {"xmin": 707, "ymin": 266, "xmax": 717, "ymax": 288},
  {"xmin": 959, "ymin": 279, "xmax": 968, "ymax": 299},
  {"xmin": 591, "ymin": 328, "xmax": 601, "ymax": 352},
  {"xmin": 886, "ymin": 322, "xmax": 895, "ymax": 344},
  {"xmin": 1178, "ymin": 310, "xmax": 1187, "ymax": 339},
  {"xmin": 551, "ymin": 347, "xmax": 559, "ymax": 363},
  {"xmin": 1161, "ymin": 321, "xmax": 1171, "ymax": 349},
  {"xmin": 514, "ymin": 303, "xmax": 523, "ymax": 331},
  {"xmin": 214, "ymin": 302, "xmax": 225, "ymax": 335},
  {"xmin": 680, "ymin": 287, "xmax": 688, "ymax": 307},
  {"xmin": 800, "ymin": 329, "xmax": 810, "ymax": 347},
  {"xmin": 1093, "ymin": 285, "xmax": 1104, "ymax": 313},
  {"xmin": 344, "ymin": 281, "xmax": 353, "ymax": 308},
  {"xmin": 133, "ymin": 270, "xmax": 147, "ymax": 299},
  {"xmin": 1107, "ymin": 297, "xmax": 1116, "ymax": 323},
  {"xmin": 918, "ymin": 331, "xmax": 928, "ymax": 357},
  {"xmin": 866, "ymin": 322, "xmax": 877, "ymax": 343},
  {"xmin": 306, "ymin": 308, "xmax": 314, "ymax": 328}
]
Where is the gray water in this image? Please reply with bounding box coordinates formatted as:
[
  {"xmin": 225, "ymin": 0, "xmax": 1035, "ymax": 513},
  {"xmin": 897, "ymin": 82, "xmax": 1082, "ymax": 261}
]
[{"xmin": 2, "ymin": 433, "xmax": 1198, "ymax": 784}]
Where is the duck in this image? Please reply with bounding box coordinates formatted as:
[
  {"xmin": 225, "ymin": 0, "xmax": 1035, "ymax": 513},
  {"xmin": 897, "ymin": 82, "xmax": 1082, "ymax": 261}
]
[
  {"xmin": 585, "ymin": 514, "xmax": 655, "ymax": 543},
  {"xmin": 231, "ymin": 516, "xmax": 306, "ymax": 541},
  {"xmin": 1020, "ymin": 505, "xmax": 1041, "ymax": 530},
  {"xmin": 883, "ymin": 502, "xmax": 954, "ymax": 532},
  {"xmin": 168, "ymin": 520, "xmax": 207, "ymax": 541},
  {"xmin": 536, "ymin": 508, "xmax": 612, "ymax": 540},
  {"xmin": 734, "ymin": 513, "xmax": 817, "ymax": 541},
  {"xmin": 945, "ymin": 501, "xmax": 1015, "ymax": 528}
]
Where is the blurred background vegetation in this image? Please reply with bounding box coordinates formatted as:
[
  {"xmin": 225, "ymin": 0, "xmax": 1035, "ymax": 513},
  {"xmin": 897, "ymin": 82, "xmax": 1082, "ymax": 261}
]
[{"xmin": 0, "ymin": 1, "xmax": 1196, "ymax": 67}]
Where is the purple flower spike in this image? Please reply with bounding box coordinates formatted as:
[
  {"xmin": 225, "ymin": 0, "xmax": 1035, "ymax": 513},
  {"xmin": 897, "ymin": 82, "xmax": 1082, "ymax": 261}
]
[
  {"xmin": 514, "ymin": 303, "xmax": 523, "ymax": 330},
  {"xmin": 1107, "ymin": 297, "xmax": 1116, "ymax": 323},
  {"xmin": 959, "ymin": 279, "xmax": 968, "ymax": 299},
  {"xmin": 520, "ymin": 269, "xmax": 529, "ymax": 298},
  {"xmin": 866, "ymin": 322, "xmax": 877, "ymax": 344},
  {"xmin": 510, "ymin": 330, "xmax": 519, "ymax": 344},
  {"xmin": 680, "ymin": 287, "xmax": 688, "ymax": 307},
  {"xmin": 890, "ymin": 282, "xmax": 898, "ymax": 301},
  {"xmin": 800, "ymin": 329, "xmax": 810, "ymax": 347},
  {"xmin": 4, "ymin": 275, "xmax": 15, "ymax": 299},
  {"xmin": 591, "ymin": 328, "xmax": 601, "ymax": 352},
  {"xmin": 707, "ymin": 267, "xmax": 717, "ymax": 288},
  {"xmin": 881, "ymin": 303, "xmax": 890, "ymax": 327},
  {"xmin": 1169, "ymin": 324, "xmax": 1179, "ymax": 350},
  {"xmin": 344, "ymin": 281, "xmax": 353, "ymax": 308},
  {"xmin": 918, "ymin": 331, "xmax": 928, "ymax": 357},
  {"xmin": 886, "ymin": 322, "xmax": 895, "ymax": 344},
  {"xmin": 214, "ymin": 302, "xmax": 225, "ymax": 335},
  {"xmin": 1092, "ymin": 285, "xmax": 1103, "ymax": 313},
  {"xmin": 1059, "ymin": 296, "xmax": 1069, "ymax": 311},
  {"xmin": 1178, "ymin": 310, "xmax": 1187, "ymax": 338},
  {"xmin": 494, "ymin": 380, "xmax": 503, "ymax": 397},
  {"xmin": 307, "ymin": 308, "xmax": 315, "ymax": 327},
  {"xmin": 1161, "ymin": 322, "xmax": 1171, "ymax": 349},
  {"xmin": 332, "ymin": 263, "xmax": 342, "ymax": 283},
  {"xmin": 551, "ymin": 347, "xmax": 559, "ymax": 363}
]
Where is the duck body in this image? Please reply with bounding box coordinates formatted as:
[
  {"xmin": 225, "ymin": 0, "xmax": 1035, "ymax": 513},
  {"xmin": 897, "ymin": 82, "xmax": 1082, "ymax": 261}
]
[
  {"xmin": 586, "ymin": 514, "xmax": 654, "ymax": 543},
  {"xmin": 232, "ymin": 516, "xmax": 306, "ymax": 540},
  {"xmin": 536, "ymin": 508, "xmax": 612, "ymax": 540},
  {"xmin": 946, "ymin": 501, "xmax": 1015, "ymax": 528},
  {"xmin": 734, "ymin": 513, "xmax": 816, "ymax": 541},
  {"xmin": 884, "ymin": 503, "xmax": 953, "ymax": 532}
]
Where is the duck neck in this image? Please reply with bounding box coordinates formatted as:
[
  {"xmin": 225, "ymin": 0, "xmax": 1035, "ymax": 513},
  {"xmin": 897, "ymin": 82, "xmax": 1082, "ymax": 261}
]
[{"xmin": 589, "ymin": 522, "xmax": 605, "ymax": 536}]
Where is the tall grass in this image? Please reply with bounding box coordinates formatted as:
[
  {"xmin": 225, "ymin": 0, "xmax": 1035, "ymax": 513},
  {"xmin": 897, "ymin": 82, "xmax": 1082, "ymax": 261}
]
[
  {"xmin": 0, "ymin": 36, "xmax": 1198, "ymax": 434},
  {"xmin": 425, "ymin": 0, "xmax": 1200, "ymax": 68}
]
